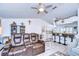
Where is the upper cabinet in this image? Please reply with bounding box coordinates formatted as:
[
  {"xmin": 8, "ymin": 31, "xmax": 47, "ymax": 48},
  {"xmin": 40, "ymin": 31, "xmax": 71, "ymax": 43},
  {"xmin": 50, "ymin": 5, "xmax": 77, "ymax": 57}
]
[
  {"xmin": 52, "ymin": 16, "xmax": 79, "ymax": 34},
  {"xmin": 56, "ymin": 16, "xmax": 78, "ymax": 25}
]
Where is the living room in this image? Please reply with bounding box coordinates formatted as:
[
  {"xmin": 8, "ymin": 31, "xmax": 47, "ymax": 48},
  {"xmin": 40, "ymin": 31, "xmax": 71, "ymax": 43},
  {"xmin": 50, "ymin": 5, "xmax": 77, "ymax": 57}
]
[{"xmin": 0, "ymin": 3, "xmax": 79, "ymax": 56}]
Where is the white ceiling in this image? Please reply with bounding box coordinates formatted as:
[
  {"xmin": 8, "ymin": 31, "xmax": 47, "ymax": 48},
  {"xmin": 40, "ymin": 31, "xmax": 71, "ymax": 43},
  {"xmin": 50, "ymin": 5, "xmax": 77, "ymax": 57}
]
[{"xmin": 0, "ymin": 3, "xmax": 79, "ymax": 24}]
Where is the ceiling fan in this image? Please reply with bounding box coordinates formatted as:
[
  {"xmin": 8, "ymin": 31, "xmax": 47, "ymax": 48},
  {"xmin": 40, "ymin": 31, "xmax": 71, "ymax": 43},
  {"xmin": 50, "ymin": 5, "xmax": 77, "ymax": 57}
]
[{"xmin": 31, "ymin": 3, "xmax": 57, "ymax": 14}]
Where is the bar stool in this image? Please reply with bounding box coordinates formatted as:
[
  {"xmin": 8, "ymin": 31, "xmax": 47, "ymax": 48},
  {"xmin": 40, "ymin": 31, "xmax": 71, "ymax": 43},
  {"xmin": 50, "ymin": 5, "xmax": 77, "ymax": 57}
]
[
  {"xmin": 69, "ymin": 34, "xmax": 74, "ymax": 42},
  {"xmin": 55, "ymin": 33, "xmax": 59, "ymax": 43},
  {"xmin": 66, "ymin": 36, "xmax": 71, "ymax": 45},
  {"xmin": 58, "ymin": 34, "xmax": 62, "ymax": 44},
  {"xmin": 54, "ymin": 33, "xmax": 56, "ymax": 42},
  {"xmin": 52, "ymin": 33, "xmax": 56, "ymax": 42},
  {"xmin": 52, "ymin": 34, "xmax": 54, "ymax": 41},
  {"xmin": 62, "ymin": 34, "xmax": 67, "ymax": 45},
  {"xmin": 60, "ymin": 34, "xmax": 65, "ymax": 45}
]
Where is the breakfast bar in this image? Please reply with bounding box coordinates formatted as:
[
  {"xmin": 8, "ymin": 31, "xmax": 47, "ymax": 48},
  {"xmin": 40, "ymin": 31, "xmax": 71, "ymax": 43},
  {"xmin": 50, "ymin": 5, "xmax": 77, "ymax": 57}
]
[{"xmin": 52, "ymin": 32, "xmax": 74, "ymax": 45}]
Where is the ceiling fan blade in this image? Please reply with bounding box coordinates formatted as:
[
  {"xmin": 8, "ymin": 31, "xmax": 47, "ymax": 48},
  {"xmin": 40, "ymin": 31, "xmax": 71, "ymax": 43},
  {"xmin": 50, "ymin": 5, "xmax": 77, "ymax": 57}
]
[
  {"xmin": 31, "ymin": 7, "xmax": 37, "ymax": 9},
  {"xmin": 55, "ymin": 19, "xmax": 59, "ymax": 23},
  {"xmin": 45, "ymin": 5, "xmax": 52, "ymax": 8},
  {"xmin": 37, "ymin": 11, "xmax": 40, "ymax": 14},
  {"xmin": 39, "ymin": 3, "xmax": 42, "ymax": 5},
  {"xmin": 44, "ymin": 10, "xmax": 48, "ymax": 14},
  {"xmin": 52, "ymin": 6, "xmax": 57, "ymax": 9}
]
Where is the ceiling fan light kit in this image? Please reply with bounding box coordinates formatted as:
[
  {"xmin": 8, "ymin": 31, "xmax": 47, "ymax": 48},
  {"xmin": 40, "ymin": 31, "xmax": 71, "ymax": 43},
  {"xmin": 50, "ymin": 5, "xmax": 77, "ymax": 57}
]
[
  {"xmin": 31, "ymin": 3, "xmax": 57, "ymax": 14},
  {"xmin": 38, "ymin": 8, "xmax": 44, "ymax": 12}
]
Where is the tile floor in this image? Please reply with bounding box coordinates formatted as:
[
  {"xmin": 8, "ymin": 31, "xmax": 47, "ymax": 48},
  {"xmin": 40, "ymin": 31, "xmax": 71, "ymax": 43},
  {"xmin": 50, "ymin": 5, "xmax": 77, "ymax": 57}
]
[{"xmin": 37, "ymin": 41, "xmax": 68, "ymax": 56}]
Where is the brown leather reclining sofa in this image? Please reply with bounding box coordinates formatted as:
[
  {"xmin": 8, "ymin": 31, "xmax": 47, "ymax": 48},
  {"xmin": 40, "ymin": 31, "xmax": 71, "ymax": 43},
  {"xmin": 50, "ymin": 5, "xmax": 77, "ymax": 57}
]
[
  {"xmin": 23, "ymin": 33, "xmax": 45, "ymax": 56},
  {"xmin": 2, "ymin": 33, "xmax": 45, "ymax": 56}
]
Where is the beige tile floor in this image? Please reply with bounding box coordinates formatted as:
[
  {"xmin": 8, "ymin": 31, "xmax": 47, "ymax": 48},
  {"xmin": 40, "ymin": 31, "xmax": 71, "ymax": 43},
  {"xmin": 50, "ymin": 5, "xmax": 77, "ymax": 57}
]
[{"xmin": 37, "ymin": 41, "xmax": 68, "ymax": 56}]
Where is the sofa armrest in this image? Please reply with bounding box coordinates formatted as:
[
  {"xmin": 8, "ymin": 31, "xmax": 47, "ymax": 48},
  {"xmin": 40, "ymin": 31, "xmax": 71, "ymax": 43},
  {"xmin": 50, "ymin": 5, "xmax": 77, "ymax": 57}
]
[
  {"xmin": 1, "ymin": 44, "xmax": 12, "ymax": 56},
  {"xmin": 38, "ymin": 40, "xmax": 45, "ymax": 45}
]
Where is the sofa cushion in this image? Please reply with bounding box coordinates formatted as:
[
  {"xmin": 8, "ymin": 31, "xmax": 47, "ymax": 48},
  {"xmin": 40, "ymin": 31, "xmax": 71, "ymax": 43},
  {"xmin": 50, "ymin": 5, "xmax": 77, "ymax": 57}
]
[
  {"xmin": 30, "ymin": 33, "xmax": 38, "ymax": 43},
  {"xmin": 23, "ymin": 34, "xmax": 31, "ymax": 45},
  {"xmin": 10, "ymin": 46, "xmax": 25, "ymax": 52},
  {"xmin": 33, "ymin": 43, "xmax": 43, "ymax": 49}
]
